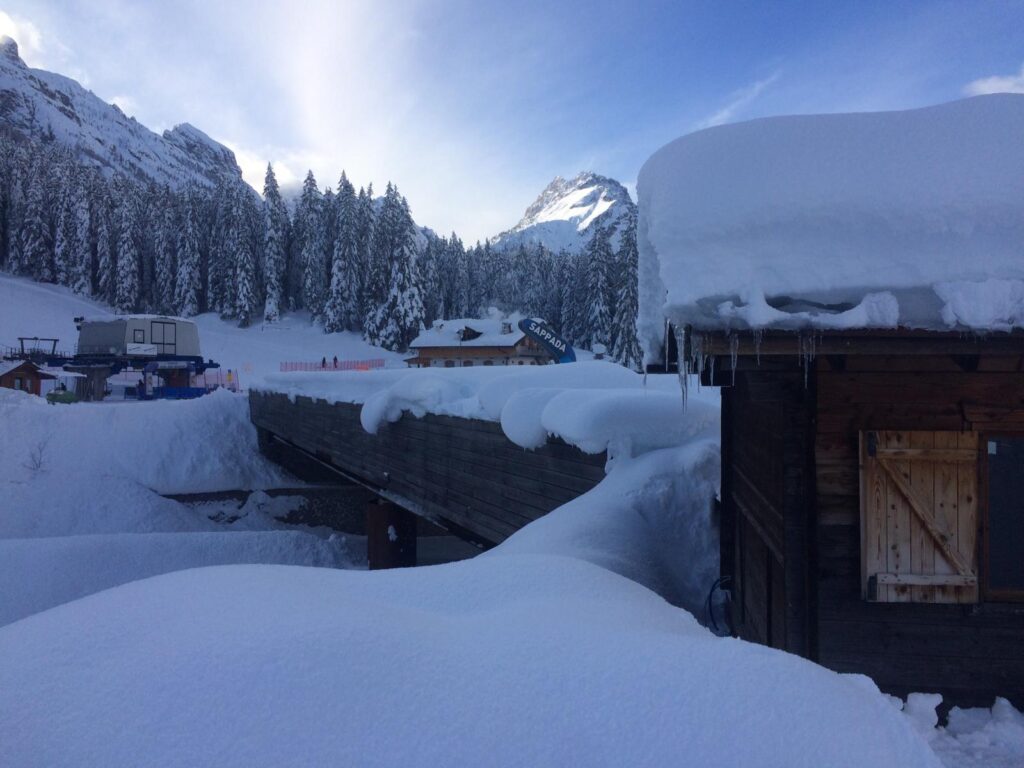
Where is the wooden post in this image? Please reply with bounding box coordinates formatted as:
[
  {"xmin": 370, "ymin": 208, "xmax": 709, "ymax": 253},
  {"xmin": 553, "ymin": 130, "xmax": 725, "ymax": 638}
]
[{"xmin": 366, "ymin": 499, "xmax": 417, "ymax": 570}]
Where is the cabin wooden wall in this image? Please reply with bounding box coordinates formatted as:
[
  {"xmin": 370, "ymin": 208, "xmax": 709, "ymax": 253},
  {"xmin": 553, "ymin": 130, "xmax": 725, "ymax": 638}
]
[
  {"xmin": 722, "ymin": 366, "xmax": 815, "ymax": 655},
  {"xmin": 249, "ymin": 391, "xmax": 607, "ymax": 546},
  {"xmin": 814, "ymin": 355, "xmax": 1024, "ymax": 709}
]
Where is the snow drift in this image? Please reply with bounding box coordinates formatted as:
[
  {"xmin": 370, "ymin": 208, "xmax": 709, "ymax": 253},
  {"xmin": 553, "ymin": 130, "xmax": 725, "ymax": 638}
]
[
  {"xmin": 259, "ymin": 361, "xmax": 718, "ymax": 462},
  {"xmin": 0, "ymin": 385, "xmax": 355, "ymax": 627},
  {"xmin": 637, "ymin": 94, "xmax": 1024, "ymax": 356}
]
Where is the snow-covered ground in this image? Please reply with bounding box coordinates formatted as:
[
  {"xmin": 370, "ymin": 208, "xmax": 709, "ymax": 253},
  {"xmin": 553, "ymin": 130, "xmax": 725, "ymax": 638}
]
[
  {"xmin": 0, "ymin": 273, "xmax": 404, "ymax": 385},
  {"xmin": 2, "ymin": 276, "xmax": 1022, "ymax": 766}
]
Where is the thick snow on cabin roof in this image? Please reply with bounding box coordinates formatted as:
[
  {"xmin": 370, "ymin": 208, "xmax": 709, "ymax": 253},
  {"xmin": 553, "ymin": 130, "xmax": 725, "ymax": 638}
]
[
  {"xmin": 410, "ymin": 315, "xmax": 526, "ymax": 349},
  {"xmin": 636, "ymin": 94, "xmax": 1024, "ymax": 354}
]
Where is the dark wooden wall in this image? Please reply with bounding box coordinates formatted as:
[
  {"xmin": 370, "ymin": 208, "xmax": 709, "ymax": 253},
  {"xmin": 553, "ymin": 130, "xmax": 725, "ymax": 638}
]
[
  {"xmin": 249, "ymin": 391, "xmax": 607, "ymax": 546},
  {"xmin": 814, "ymin": 355, "xmax": 1024, "ymax": 709},
  {"xmin": 722, "ymin": 365, "xmax": 815, "ymax": 656}
]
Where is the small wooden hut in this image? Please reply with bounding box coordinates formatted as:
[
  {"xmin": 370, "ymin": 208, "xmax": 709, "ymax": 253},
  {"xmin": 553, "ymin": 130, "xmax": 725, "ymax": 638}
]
[
  {"xmin": 0, "ymin": 360, "xmax": 56, "ymax": 396},
  {"xmin": 636, "ymin": 94, "xmax": 1024, "ymax": 709}
]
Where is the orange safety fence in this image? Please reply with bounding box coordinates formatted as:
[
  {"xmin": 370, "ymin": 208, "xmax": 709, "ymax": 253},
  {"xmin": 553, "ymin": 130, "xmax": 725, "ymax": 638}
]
[{"xmin": 280, "ymin": 359, "xmax": 386, "ymax": 372}]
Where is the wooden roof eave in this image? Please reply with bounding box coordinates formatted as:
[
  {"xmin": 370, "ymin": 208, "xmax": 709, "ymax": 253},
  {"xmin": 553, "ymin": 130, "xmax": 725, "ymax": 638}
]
[{"xmin": 685, "ymin": 326, "xmax": 1024, "ymax": 359}]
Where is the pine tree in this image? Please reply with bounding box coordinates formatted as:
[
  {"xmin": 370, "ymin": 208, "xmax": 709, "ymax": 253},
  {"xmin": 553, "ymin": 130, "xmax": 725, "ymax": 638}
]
[
  {"xmin": 53, "ymin": 165, "xmax": 77, "ymax": 286},
  {"xmin": 20, "ymin": 164, "xmax": 53, "ymax": 281},
  {"xmin": 262, "ymin": 164, "xmax": 287, "ymax": 322},
  {"xmin": 175, "ymin": 189, "xmax": 202, "ymax": 317},
  {"xmin": 69, "ymin": 173, "xmax": 92, "ymax": 296},
  {"xmin": 365, "ymin": 184, "xmax": 424, "ymax": 350},
  {"xmin": 354, "ymin": 184, "xmax": 375, "ymax": 325},
  {"xmin": 609, "ymin": 213, "xmax": 643, "ymax": 370},
  {"xmin": 439, "ymin": 233, "xmax": 466, "ymax": 319},
  {"xmin": 152, "ymin": 188, "xmax": 177, "ymax": 313},
  {"xmin": 114, "ymin": 194, "xmax": 140, "ymax": 312},
  {"xmin": 297, "ymin": 170, "xmax": 327, "ymax": 318},
  {"xmin": 324, "ymin": 172, "xmax": 360, "ymax": 333},
  {"xmin": 579, "ymin": 222, "xmax": 613, "ymax": 349},
  {"xmin": 206, "ymin": 182, "xmax": 233, "ymax": 316},
  {"xmin": 96, "ymin": 203, "xmax": 115, "ymax": 305},
  {"xmin": 232, "ymin": 184, "xmax": 257, "ymax": 327}
]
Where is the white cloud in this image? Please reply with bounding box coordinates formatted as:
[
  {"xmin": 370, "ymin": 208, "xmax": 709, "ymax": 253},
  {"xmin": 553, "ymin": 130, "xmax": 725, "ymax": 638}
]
[
  {"xmin": 964, "ymin": 63, "xmax": 1024, "ymax": 95},
  {"xmin": 696, "ymin": 71, "xmax": 781, "ymax": 130},
  {"xmin": 0, "ymin": 10, "xmax": 44, "ymax": 64}
]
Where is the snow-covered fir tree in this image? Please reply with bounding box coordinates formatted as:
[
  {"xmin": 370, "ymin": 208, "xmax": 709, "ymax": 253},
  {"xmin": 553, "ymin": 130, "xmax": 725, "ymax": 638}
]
[
  {"xmin": 365, "ymin": 184, "xmax": 424, "ymax": 350},
  {"xmin": 20, "ymin": 162, "xmax": 53, "ymax": 282},
  {"xmin": 609, "ymin": 213, "xmax": 643, "ymax": 370},
  {"xmin": 174, "ymin": 189, "xmax": 202, "ymax": 317},
  {"xmin": 232, "ymin": 184, "xmax": 258, "ymax": 327},
  {"xmin": 262, "ymin": 164, "xmax": 287, "ymax": 322},
  {"xmin": 324, "ymin": 172, "xmax": 360, "ymax": 333},
  {"xmin": 151, "ymin": 188, "xmax": 177, "ymax": 313},
  {"xmin": 297, "ymin": 170, "xmax": 327, "ymax": 318},
  {"xmin": 353, "ymin": 184, "xmax": 375, "ymax": 325},
  {"xmin": 577, "ymin": 222, "xmax": 613, "ymax": 349},
  {"xmin": 114, "ymin": 193, "xmax": 140, "ymax": 312}
]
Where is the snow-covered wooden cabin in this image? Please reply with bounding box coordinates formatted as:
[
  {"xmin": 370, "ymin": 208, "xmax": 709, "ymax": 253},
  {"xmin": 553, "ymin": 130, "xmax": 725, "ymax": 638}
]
[
  {"xmin": 638, "ymin": 94, "xmax": 1024, "ymax": 710},
  {"xmin": 407, "ymin": 316, "xmax": 551, "ymax": 368},
  {"xmin": 0, "ymin": 360, "xmax": 56, "ymax": 396}
]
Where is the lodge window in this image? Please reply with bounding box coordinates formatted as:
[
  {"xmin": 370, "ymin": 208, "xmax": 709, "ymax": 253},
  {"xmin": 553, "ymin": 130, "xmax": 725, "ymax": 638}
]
[
  {"xmin": 133, "ymin": 329, "xmax": 145, "ymax": 343},
  {"xmin": 984, "ymin": 437, "xmax": 1024, "ymax": 600},
  {"xmin": 14, "ymin": 377, "xmax": 23, "ymax": 390},
  {"xmin": 444, "ymin": 360, "xmax": 455, "ymax": 368},
  {"xmin": 860, "ymin": 430, "xmax": 980, "ymax": 604}
]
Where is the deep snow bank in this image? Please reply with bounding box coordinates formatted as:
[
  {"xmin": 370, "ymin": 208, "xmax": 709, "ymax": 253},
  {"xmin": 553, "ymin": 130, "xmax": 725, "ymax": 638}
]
[
  {"xmin": 0, "ymin": 559, "xmax": 941, "ymax": 768},
  {"xmin": 0, "ymin": 530, "xmax": 356, "ymax": 626},
  {"xmin": 0, "ymin": 387, "xmax": 287, "ymax": 540},
  {"xmin": 0, "ymin": 386, "xmax": 357, "ymax": 627},
  {"xmin": 637, "ymin": 94, "xmax": 1024, "ymax": 355}
]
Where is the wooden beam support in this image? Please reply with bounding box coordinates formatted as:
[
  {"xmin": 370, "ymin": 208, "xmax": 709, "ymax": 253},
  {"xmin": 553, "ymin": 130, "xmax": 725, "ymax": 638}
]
[
  {"xmin": 874, "ymin": 573, "xmax": 978, "ymax": 587},
  {"xmin": 692, "ymin": 330, "xmax": 1024, "ymax": 358},
  {"xmin": 872, "ymin": 447, "xmax": 977, "ymax": 463}
]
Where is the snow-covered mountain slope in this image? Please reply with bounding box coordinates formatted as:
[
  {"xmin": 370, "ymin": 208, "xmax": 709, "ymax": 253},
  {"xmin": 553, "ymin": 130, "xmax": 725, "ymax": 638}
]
[
  {"xmin": 0, "ymin": 37, "xmax": 242, "ymax": 188},
  {"xmin": 492, "ymin": 172, "xmax": 635, "ymax": 253},
  {"xmin": 0, "ymin": 273, "xmax": 404, "ymax": 384}
]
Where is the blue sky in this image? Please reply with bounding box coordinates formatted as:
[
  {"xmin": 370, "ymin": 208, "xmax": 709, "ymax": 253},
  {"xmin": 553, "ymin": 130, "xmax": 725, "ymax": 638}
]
[{"xmin": 1, "ymin": 0, "xmax": 1023, "ymax": 241}]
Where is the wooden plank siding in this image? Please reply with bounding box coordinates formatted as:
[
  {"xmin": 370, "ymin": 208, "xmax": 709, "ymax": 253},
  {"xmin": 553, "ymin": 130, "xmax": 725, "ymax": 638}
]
[
  {"xmin": 722, "ymin": 368, "xmax": 814, "ymax": 656},
  {"xmin": 814, "ymin": 356, "xmax": 1024, "ymax": 709},
  {"xmin": 712, "ymin": 340, "xmax": 1024, "ymax": 709},
  {"xmin": 249, "ymin": 391, "xmax": 607, "ymax": 546}
]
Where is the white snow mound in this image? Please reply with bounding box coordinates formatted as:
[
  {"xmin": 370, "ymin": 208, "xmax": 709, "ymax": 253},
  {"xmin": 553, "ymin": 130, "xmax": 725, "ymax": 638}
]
[{"xmin": 637, "ymin": 94, "xmax": 1024, "ymax": 356}]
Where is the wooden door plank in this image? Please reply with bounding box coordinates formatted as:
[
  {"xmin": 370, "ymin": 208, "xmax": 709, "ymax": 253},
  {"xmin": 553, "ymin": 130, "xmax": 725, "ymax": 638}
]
[
  {"xmin": 957, "ymin": 432, "xmax": 981, "ymax": 603},
  {"xmin": 909, "ymin": 432, "xmax": 936, "ymax": 602},
  {"xmin": 862, "ymin": 432, "xmax": 888, "ymax": 600},
  {"xmin": 877, "ymin": 457, "xmax": 971, "ymax": 576},
  {"xmin": 874, "ymin": 573, "xmax": 977, "ymax": 587},
  {"xmin": 932, "ymin": 432, "xmax": 958, "ymax": 603},
  {"xmin": 873, "ymin": 447, "xmax": 976, "ymax": 462},
  {"xmin": 886, "ymin": 431, "xmax": 913, "ymax": 602}
]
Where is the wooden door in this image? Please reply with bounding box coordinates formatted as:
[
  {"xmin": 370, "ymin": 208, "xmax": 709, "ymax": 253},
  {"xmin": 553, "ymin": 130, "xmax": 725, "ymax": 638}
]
[{"xmin": 861, "ymin": 430, "xmax": 979, "ymax": 604}]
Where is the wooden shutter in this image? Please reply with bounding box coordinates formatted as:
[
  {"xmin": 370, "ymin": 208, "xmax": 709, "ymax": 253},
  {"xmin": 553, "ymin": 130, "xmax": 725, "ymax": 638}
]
[{"xmin": 860, "ymin": 430, "xmax": 979, "ymax": 603}]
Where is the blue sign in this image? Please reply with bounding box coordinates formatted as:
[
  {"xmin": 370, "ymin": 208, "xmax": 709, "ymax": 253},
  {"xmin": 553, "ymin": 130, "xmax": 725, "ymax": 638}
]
[{"xmin": 518, "ymin": 318, "xmax": 576, "ymax": 364}]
